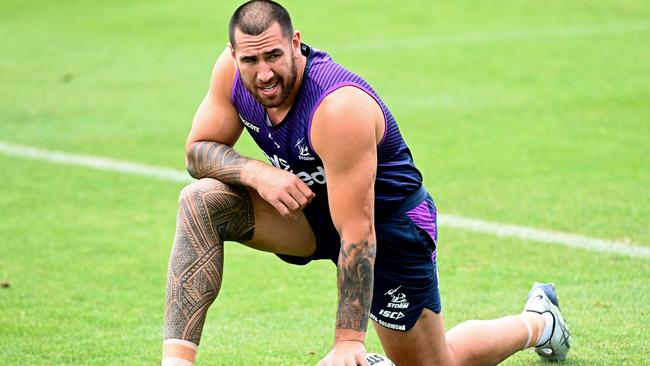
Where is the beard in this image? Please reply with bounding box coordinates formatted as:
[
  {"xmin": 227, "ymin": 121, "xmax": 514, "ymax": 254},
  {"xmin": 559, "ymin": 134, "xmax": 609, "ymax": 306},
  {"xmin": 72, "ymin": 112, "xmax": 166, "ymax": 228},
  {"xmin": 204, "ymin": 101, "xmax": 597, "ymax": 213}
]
[{"xmin": 242, "ymin": 57, "xmax": 297, "ymax": 108}]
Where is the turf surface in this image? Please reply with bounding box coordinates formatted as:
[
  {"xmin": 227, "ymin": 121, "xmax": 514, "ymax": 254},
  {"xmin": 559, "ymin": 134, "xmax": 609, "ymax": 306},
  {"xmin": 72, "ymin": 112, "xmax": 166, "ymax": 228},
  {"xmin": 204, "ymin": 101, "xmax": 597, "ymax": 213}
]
[{"xmin": 1, "ymin": 0, "xmax": 649, "ymax": 364}]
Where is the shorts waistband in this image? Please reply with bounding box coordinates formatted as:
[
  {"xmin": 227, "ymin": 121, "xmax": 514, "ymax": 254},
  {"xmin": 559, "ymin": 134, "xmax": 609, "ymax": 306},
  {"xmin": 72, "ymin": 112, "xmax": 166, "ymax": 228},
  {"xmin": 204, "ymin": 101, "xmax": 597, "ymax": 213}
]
[{"xmin": 396, "ymin": 184, "xmax": 428, "ymax": 214}]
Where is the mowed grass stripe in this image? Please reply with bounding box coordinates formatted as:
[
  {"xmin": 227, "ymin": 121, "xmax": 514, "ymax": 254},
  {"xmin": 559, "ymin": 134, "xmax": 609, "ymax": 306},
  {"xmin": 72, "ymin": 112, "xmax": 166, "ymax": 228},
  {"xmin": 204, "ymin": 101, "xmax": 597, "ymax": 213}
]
[
  {"xmin": 3, "ymin": 140, "xmax": 648, "ymax": 259},
  {"xmin": 330, "ymin": 19, "xmax": 650, "ymax": 52}
]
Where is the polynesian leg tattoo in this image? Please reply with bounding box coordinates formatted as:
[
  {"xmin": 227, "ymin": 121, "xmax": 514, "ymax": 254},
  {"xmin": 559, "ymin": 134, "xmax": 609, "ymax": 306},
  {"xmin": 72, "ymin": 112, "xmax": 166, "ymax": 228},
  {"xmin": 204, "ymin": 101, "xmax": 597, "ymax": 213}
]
[
  {"xmin": 336, "ymin": 240, "xmax": 376, "ymax": 332},
  {"xmin": 164, "ymin": 179, "xmax": 254, "ymax": 344},
  {"xmin": 186, "ymin": 141, "xmax": 249, "ymax": 184}
]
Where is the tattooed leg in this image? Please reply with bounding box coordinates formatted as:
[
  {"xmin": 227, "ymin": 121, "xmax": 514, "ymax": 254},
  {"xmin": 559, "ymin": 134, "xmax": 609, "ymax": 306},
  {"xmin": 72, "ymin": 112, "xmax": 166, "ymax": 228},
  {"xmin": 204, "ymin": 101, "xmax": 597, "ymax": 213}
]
[{"xmin": 162, "ymin": 178, "xmax": 254, "ymax": 364}]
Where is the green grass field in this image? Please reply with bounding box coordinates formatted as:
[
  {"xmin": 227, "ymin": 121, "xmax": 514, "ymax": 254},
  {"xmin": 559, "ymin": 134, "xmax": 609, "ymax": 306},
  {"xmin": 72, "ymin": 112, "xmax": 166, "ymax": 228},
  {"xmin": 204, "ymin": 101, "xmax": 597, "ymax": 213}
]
[{"xmin": 1, "ymin": 0, "xmax": 649, "ymax": 364}]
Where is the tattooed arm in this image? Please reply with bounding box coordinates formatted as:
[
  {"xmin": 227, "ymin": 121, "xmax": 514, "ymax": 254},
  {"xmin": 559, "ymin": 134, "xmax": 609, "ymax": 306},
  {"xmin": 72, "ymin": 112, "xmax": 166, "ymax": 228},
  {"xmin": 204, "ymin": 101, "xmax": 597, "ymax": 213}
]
[
  {"xmin": 185, "ymin": 48, "xmax": 314, "ymax": 216},
  {"xmin": 184, "ymin": 47, "xmax": 249, "ymax": 184},
  {"xmin": 186, "ymin": 141, "xmax": 250, "ymax": 184},
  {"xmin": 183, "ymin": 47, "xmax": 265, "ymax": 185},
  {"xmin": 311, "ymin": 87, "xmax": 384, "ymax": 366},
  {"xmin": 185, "ymin": 140, "xmax": 314, "ymax": 217}
]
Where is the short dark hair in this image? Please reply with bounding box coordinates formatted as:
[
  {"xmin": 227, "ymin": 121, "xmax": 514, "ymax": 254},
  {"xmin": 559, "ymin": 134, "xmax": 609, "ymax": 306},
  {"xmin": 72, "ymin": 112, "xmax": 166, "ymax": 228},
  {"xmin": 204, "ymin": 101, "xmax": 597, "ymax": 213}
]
[{"xmin": 229, "ymin": 0, "xmax": 294, "ymax": 47}]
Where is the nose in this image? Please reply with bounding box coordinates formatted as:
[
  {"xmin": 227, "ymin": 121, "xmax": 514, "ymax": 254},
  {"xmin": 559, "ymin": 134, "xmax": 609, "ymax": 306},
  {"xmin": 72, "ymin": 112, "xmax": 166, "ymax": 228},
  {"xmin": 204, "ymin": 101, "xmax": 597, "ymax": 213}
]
[{"xmin": 257, "ymin": 61, "xmax": 274, "ymax": 84}]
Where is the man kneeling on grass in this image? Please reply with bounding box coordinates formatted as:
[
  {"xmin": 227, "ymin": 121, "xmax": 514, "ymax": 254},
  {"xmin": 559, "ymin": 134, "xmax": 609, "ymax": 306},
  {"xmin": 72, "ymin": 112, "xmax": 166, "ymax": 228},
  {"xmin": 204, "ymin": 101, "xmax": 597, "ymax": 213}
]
[{"xmin": 161, "ymin": 1, "xmax": 571, "ymax": 365}]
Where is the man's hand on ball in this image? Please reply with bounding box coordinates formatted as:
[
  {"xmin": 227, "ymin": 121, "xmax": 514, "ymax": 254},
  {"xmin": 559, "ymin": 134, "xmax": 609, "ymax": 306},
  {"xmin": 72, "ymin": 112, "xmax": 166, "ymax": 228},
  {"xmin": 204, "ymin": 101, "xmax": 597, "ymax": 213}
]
[{"xmin": 316, "ymin": 340, "xmax": 369, "ymax": 366}]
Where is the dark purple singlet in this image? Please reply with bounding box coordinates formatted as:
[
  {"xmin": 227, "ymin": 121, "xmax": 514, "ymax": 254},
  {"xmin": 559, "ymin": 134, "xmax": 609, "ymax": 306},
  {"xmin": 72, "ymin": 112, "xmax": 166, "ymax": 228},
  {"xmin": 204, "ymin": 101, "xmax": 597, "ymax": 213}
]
[{"xmin": 231, "ymin": 44, "xmax": 423, "ymax": 214}]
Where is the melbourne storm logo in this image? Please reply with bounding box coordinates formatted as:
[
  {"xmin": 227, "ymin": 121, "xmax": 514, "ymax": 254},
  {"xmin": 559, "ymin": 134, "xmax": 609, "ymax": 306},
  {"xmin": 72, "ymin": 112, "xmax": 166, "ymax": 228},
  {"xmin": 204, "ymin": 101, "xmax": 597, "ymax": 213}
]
[
  {"xmin": 294, "ymin": 138, "xmax": 315, "ymax": 161},
  {"xmin": 378, "ymin": 285, "xmax": 409, "ymax": 322},
  {"xmin": 384, "ymin": 286, "xmax": 409, "ymax": 309}
]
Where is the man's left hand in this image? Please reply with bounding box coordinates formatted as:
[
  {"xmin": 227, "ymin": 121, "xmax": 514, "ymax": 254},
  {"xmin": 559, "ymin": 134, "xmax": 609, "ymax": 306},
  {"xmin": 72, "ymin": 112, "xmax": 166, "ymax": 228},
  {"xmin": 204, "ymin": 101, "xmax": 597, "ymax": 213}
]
[{"xmin": 316, "ymin": 341, "xmax": 369, "ymax": 366}]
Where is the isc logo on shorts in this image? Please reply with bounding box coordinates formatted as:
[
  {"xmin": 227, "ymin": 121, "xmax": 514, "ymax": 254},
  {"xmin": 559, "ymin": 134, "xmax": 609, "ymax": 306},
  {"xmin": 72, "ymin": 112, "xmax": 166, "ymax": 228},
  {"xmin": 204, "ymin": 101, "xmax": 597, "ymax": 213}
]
[{"xmin": 379, "ymin": 309, "xmax": 405, "ymax": 320}]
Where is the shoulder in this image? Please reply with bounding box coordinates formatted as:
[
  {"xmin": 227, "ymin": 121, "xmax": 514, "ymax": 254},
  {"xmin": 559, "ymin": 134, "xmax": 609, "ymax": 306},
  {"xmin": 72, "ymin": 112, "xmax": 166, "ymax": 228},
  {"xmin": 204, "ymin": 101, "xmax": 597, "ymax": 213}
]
[
  {"xmin": 311, "ymin": 86, "xmax": 384, "ymax": 156},
  {"xmin": 208, "ymin": 47, "xmax": 238, "ymax": 101},
  {"xmin": 316, "ymin": 86, "xmax": 381, "ymax": 120}
]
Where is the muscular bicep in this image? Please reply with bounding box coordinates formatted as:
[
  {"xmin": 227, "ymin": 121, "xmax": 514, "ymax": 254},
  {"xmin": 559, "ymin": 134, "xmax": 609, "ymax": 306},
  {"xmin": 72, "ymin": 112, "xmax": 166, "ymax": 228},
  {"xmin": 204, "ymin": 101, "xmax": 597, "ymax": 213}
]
[
  {"xmin": 186, "ymin": 47, "xmax": 243, "ymax": 153},
  {"xmin": 311, "ymin": 87, "xmax": 384, "ymax": 239}
]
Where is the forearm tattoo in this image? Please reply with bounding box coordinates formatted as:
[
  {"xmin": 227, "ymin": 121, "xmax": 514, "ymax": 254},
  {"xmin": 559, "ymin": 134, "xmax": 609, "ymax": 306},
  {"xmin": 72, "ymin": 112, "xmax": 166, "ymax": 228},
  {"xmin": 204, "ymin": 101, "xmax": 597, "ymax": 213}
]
[
  {"xmin": 336, "ymin": 240, "xmax": 376, "ymax": 332},
  {"xmin": 164, "ymin": 178, "xmax": 255, "ymax": 344},
  {"xmin": 186, "ymin": 141, "xmax": 249, "ymax": 184}
]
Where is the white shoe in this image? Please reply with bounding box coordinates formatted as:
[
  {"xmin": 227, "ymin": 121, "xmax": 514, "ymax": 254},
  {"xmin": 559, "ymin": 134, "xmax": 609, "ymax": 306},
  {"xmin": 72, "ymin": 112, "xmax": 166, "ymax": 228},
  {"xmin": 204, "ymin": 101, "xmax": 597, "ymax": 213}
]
[{"xmin": 524, "ymin": 283, "xmax": 571, "ymax": 361}]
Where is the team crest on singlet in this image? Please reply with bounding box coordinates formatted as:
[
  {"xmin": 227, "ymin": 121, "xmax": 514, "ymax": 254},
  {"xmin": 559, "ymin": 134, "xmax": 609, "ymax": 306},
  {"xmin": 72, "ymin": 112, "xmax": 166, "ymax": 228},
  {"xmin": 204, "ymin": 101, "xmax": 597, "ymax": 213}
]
[{"xmin": 294, "ymin": 138, "xmax": 315, "ymax": 161}]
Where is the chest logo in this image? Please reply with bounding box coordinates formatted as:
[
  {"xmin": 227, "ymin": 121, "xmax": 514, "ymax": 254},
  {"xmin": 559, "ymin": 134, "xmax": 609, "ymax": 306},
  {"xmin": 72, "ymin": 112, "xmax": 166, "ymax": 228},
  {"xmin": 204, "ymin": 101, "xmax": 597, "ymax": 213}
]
[
  {"xmin": 239, "ymin": 114, "xmax": 260, "ymax": 133},
  {"xmin": 295, "ymin": 138, "xmax": 315, "ymax": 161},
  {"xmin": 262, "ymin": 152, "xmax": 326, "ymax": 186}
]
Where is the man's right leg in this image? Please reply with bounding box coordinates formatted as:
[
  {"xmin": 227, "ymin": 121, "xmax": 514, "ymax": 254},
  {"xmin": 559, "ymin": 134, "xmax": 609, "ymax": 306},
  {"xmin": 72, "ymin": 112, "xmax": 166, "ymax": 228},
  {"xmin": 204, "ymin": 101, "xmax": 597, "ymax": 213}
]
[
  {"xmin": 374, "ymin": 284, "xmax": 570, "ymax": 366},
  {"xmin": 162, "ymin": 178, "xmax": 316, "ymax": 366}
]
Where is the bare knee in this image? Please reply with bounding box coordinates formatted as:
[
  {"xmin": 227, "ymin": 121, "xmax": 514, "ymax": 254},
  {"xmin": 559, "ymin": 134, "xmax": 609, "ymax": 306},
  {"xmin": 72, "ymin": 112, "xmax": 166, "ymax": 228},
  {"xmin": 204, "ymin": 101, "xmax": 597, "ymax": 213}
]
[
  {"xmin": 178, "ymin": 178, "xmax": 228, "ymax": 204},
  {"xmin": 177, "ymin": 178, "xmax": 254, "ymax": 242},
  {"xmin": 446, "ymin": 320, "xmax": 488, "ymax": 366}
]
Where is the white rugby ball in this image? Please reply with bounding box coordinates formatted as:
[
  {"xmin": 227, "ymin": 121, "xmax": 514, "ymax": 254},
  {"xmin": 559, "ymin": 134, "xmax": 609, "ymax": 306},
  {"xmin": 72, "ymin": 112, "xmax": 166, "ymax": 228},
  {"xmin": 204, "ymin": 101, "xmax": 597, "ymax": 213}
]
[{"xmin": 365, "ymin": 353, "xmax": 396, "ymax": 366}]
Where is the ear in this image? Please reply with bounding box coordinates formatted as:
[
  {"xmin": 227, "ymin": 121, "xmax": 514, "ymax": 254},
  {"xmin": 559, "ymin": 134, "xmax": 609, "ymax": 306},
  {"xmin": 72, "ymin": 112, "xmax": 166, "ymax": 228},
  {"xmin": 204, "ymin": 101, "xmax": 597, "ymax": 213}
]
[
  {"xmin": 228, "ymin": 42, "xmax": 237, "ymax": 66},
  {"xmin": 228, "ymin": 42, "xmax": 235, "ymax": 57},
  {"xmin": 292, "ymin": 31, "xmax": 301, "ymax": 56}
]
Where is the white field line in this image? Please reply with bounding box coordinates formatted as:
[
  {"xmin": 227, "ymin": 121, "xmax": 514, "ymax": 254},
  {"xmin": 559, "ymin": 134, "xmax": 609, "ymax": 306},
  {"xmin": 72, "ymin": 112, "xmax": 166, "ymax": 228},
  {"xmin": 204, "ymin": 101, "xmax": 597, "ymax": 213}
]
[
  {"xmin": 2, "ymin": 140, "xmax": 648, "ymax": 259},
  {"xmin": 0, "ymin": 141, "xmax": 191, "ymax": 183},
  {"xmin": 440, "ymin": 215, "xmax": 650, "ymax": 259},
  {"xmin": 330, "ymin": 20, "xmax": 650, "ymax": 52}
]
